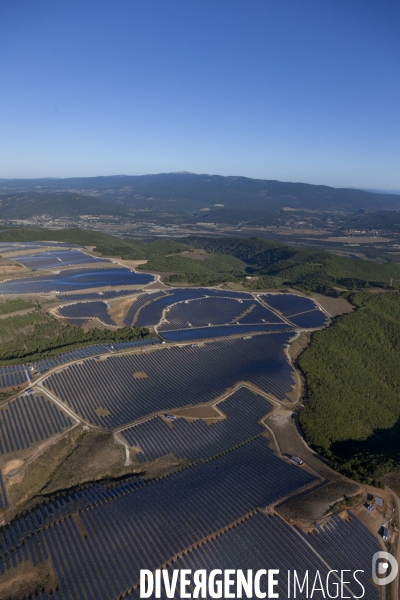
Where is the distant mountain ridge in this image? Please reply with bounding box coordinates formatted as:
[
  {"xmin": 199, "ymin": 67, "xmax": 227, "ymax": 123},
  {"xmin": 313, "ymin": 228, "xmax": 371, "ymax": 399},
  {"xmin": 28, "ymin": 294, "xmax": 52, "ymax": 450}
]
[{"xmin": 1, "ymin": 172, "xmax": 399, "ymax": 212}]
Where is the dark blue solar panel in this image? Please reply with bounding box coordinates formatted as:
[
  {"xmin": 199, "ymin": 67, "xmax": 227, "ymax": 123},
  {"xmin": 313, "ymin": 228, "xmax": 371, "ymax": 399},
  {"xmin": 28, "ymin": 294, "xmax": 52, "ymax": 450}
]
[
  {"xmin": 123, "ymin": 291, "xmax": 166, "ymax": 326},
  {"xmin": 289, "ymin": 309, "xmax": 329, "ymax": 328},
  {"xmin": 237, "ymin": 301, "xmax": 285, "ymax": 324},
  {"xmin": 0, "ymin": 394, "xmax": 73, "ymax": 455},
  {"xmin": 43, "ymin": 333, "xmax": 297, "ymax": 428},
  {"xmin": 135, "ymin": 288, "xmax": 248, "ymax": 327},
  {"xmin": 160, "ymin": 323, "xmax": 289, "ymax": 341},
  {"xmin": 296, "ymin": 513, "xmax": 381, "ymax": 600},
  {"xmin": 261, "ymin": 293, "xmax": 318, "ymax": 316},
  {"xmin": 159, "ymin": 297, "xmax": 252, "ymax": 330},
  {"xmin": 0, "ymin": 242, "xmax": 82, "ymax": 253},
  {"xmin": 4, "ymin": 438, "xmax": 316, "ymax": 597},
  {"xmin": 0, "ymin": 268, "xmax": 154, "ymax": 294},
  {"xmin": 13, "ymin": 250, "xmax": 108, "ymax": 270},
  {"xmin": 58, "ymin": 301, "xmax": 115, "ymax": 326},
  {"xmin": 0, "ymin": 471, "xmax": 8, "ymax": 509},
  {"xmin": 57, "ymin": 290, "xmax": 140, "ymax": 302},
  {"xmin": 121, "ymin": 387, "xmax": 273, "ymax": 461},
  {"xmin": 0, "ymin": 364, "xmax": 30, "ymax": 390}
]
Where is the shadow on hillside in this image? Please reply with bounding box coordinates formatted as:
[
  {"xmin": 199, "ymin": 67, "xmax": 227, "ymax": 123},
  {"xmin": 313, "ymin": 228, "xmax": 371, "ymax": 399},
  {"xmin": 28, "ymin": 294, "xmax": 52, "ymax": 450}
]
[{"xmin": 331, "ymin": 416, "xmax": 400, "ymax": 480}]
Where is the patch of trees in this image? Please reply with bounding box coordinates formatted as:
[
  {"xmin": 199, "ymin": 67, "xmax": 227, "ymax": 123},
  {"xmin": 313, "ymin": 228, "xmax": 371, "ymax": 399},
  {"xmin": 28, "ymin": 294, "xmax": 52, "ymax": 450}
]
[
  {"xmin": 0, "ymin": 299, "xmax": 36, "ymax": 315},
  {"xmin": 298, "ymin": 292, "xmax": 400, "ymax": 482},
  {"xmin": 0, "ymin": 309, "xmax": 151, "ymax": 364}
]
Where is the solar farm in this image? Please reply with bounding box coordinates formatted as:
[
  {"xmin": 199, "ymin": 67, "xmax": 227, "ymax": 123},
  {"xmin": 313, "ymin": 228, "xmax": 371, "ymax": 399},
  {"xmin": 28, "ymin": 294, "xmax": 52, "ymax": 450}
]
[
  {"xmin": 57, "ymin": 301, "xmax": 116, "ymax": 326},
  {"xmin": 12, "ymin": 250, "xmax": 109, "ymax": 271},
  {"xmin": 0, "ymin": 267, "xmax": 154, "ymax": 295},
  {"xmin": 0, "ymin": 242, "xmax": 387, "ymax": 600},
  {"xmin": 42, "ymin": 334, "xmax": 298, "ymax": 428}
]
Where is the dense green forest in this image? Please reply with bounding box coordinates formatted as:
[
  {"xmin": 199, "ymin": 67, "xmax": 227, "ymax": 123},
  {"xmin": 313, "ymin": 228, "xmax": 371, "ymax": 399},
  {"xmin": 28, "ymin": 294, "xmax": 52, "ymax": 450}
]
[
  {"xmin": 0, "ymin": 299, "xmax": 36, "ymax": 315},
  {"xmin": 139, "ymin": 252, "xmax": 250, "ymax": 286},
  {"xmin": 179, "ymin": 236, "xmax": 400, "ymax": 293},
  {"xmin": 0, "ymin": 308, "xmax": 151, "ymax": 363},
  {"xmin": 0, "ymin": 192, "xmax": 128, "ymax": 219},
  {"xmin": 0, "ymin": 227, "xmax": 123, "ymax": 248},
  {"xmin": 299, "ymin": 291, "xmax": 400, "ymax": 482}
]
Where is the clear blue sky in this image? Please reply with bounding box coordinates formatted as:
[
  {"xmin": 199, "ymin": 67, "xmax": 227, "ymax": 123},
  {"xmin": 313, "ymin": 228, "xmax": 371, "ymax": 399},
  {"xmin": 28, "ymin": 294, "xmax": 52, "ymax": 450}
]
[{"xmin": 1, "ymin": 0, "xmax": 399, "ymax": 189}]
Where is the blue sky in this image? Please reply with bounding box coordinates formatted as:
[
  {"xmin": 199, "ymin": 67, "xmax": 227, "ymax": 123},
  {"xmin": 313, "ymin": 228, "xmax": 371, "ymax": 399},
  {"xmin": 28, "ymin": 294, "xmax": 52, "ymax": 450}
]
[{"xmin": 1, "ymin": 0, "xmax": 399, "ymax": 189}]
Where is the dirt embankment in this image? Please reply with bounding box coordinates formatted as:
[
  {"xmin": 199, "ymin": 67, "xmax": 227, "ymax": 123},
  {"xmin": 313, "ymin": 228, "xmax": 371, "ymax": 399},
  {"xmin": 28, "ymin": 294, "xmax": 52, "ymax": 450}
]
[
  {"xmin": 1, "ymin": 428, "xmax": 146, "ymax": 521},
  {"xmin": 267, "ymin": 409, "xmax": 361, "ymax": 523}
]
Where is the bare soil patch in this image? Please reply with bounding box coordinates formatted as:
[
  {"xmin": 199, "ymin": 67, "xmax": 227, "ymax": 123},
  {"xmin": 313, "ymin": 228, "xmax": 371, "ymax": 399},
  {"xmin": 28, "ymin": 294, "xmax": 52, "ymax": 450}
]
[
  {"xmin": 2, "ymin": 427, "xmax": 144, "ymax": 521},
  {"xmin": 277, "ymin": 479, "xmax": 362, "ymax": 524},
  {"xmin": 2, "ymin": 459, "xmax": 24, "ymax": 475},
  {"xmin": 310, "ymin": 293, "xmax": 354, "ymax": 317},
  {"xmin": 180, "ymin": 249, "xmax": 207, "ymax": 260},
  {"xmin": 0, "ymin": 555, "xmax": 57, "ymax": 600},
  {"xmin": 108, "ymin": 294, "xmax": 139, "ymax": 326},
  {"xmin": 169, "ymin": 404, "xmax": 222, "ymax": 419},
  {"xmin": 312, "ymin": 236, "xmax": 393, "ymax": 243},
  {"xmin": 142, "ymin": 270, "xmax": 178, "ymax": 281},
  {"xmin": 43, "ymin": 429, "xmax": 136, "ymax": 494},
  {"xmin": 133, "ymin": 371, "xmax": 148, "ymax": 379},
  {"xmin": 140, "ymin": 455, "xmax": 189, "ymax": 481},
  {"xmin": 288, "ymin": 331, "xmax": 311, "ymax": 361},
  {"xmin": 82, "ymin": 319, "xmax": 114, "ymax": 331},
  {"xmin": 95, "ymin": 407, "xmax": 110, "ymax": 417}
]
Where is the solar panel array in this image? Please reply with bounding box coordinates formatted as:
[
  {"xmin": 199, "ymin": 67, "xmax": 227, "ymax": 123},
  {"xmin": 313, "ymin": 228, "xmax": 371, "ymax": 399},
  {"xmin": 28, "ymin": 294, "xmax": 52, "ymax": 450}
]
[
  {"xmin": 43, "ymin": 334, "xmax": 296, "ymax": 428},
  {"xmin": 288, "ymin": 309, "xmax": 329, "ymax": 328},
  {"xmin": 0, "ymin": 438, "xmax": 317, "ymax": 599},
  {"xmin": 31, "ymin": 338, "xmax": 157, "ymax": 373},
  {"xmin": 160, "ymin": 323, "xmax": 289, "ymax": 342},
  {"xmin": 0, "ymin": 477, "xmax": 144, "ymax": 562},
  {"xmin": 121, "ymin": 386, "xmax": 273, "ymax": 461},
  {"xmin": 134, "ymin": 288, "xmax": 250, "ymax": 327},
  {"xmin": 13, "ymin": 250, "xmax": 108, "ymax": 271},
  {"xmin": 58, "ymin": 301, "xmax": 116, "ymax": 326},
  {"xmin": 0, "ymin": 471, "xmax": 8, "ymax": 509},
  {"xmin": 160, "ymin": 512, "xmax": 378, "ymax": 600},
  {"xmin": 238, "ymin": 301, "xmax": 286, "ymax": 324},
  {"xmin": 296, "ymin": 513, "xmax": 381, "ymax": 600},
  {"xmin": 0, "ymin": 242, "xmax": 82, "ymax": 253},
  {"xmin": 159, "ymin": 297, "xmax": 253, "ymax": 330},
  {"xmin": 0, "ymin": 364, "xmax": 29, "ymax": 389},
  {"xmin": 32, "ymin": 344, "xmax": 114, "ymax": 373},
  {"xmin": 112, "ymin": 338, "xmax": 160, "ymax": 351},
  {"xmin": 0, "ymin": 267, "xmax": 154, "ymax": 295},
  {"xmin": 262, "ymin": 293, "xmax": 319, "ymax": 315},
  {"xmin": 0, "ymin": 394, "xmax": 73, "ymax": 455},
  {"xmin": 123, "ymin": 290, "xmax": 166, "ymax": 326},
  {"xmin": 57, "ymin": 290, "xmax": 140, "ymax": 302}
]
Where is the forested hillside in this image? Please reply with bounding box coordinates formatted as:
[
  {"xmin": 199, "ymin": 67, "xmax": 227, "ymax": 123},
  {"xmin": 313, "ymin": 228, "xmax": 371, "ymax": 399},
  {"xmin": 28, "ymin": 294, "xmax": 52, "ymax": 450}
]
[
  {"xmin": 2, "ymin": 227, "xmax": 400, "ymax": 292},
  {"xmin": 0, "ymin": 307, "xmax": 151, "ymax": 363},
  {"xmin": 180, "ymin": 236, "xmax": 400, "ymax": 292},
  {"xmin": 2, "ymin": 173, "xmax": 400, "ymax": 211},
  {"xmin": 299, "ymin": 292, "xmax": 400, "ymax": 482}
]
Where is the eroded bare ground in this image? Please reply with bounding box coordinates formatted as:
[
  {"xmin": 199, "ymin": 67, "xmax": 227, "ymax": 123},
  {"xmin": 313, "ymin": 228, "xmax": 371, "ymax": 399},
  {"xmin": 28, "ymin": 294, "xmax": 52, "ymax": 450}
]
[
  {"xmin": 310, "ymin": 292, "xmax": 354, "ymax": 316},
  {"xmin": 288, "ymin": 331, "xmax": 311, "ymax": 362},
  {"xmin": 140, "ymin": 454, "xmax": 189, "ymax": 481},
  {"xmin": 1, "ymin": 428, "xmax": 149, "ymax": 522},
  {"xmin": 107, "ymin": 294, "xmax": 139, "ymax": 326},
  {"xmin": 167, "ymin": 404, "xmax": 222, "ymax": 419},
  {"xmin": 0, "ymin": 555, "xmax": 58, "ymax": 600},
  {"xmin": 266, "ymin": 408, "xmax": 361, "ymax": 523}
]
